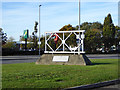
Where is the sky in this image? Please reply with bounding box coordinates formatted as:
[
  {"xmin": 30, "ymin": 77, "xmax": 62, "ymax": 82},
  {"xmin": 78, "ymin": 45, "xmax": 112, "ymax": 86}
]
[{"xmin": 1, "ymin": 1, "xmax": 118, "ymax": 41}]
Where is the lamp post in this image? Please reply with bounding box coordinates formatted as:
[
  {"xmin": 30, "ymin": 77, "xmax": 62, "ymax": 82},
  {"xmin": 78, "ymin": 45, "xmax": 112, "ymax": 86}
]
[
  {"xmin": 78, "ymin": 0, "xmax": 80, "ymax": 55},
  {"xmin": 79, "ymin": 0, "xmax": 80, "ymax": 30},
  {"xmin": 39, "ymin": 5, "xmax": 41, "ymax": 56}
]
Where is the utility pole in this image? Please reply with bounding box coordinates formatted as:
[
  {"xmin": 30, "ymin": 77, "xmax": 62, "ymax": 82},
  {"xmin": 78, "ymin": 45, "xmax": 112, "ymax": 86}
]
[
  {"xmin": 79, "ymin": 0, "xmax": 80, "ymax": 30},
  {"xmin": 39, "ymin": 5, "xmax": 42, "ymax": 56},
  {"xmin": 78, "ymin": 0, "xmax": 80, "ymax": 55}
]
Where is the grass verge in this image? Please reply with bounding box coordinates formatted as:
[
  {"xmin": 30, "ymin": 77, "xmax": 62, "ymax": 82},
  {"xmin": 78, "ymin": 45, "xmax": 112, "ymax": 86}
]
[{"xmin": 2, "ymin": 59, "xmax": 118, "ymax": 88}]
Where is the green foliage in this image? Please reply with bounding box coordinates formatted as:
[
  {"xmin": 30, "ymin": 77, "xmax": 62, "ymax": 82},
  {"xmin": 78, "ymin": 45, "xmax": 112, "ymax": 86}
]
[
  {"xmin": 20, "ymin": 35, "xmax": 33, "ymax": 42},
  {"xmin": 18, "ymin": 13, "xmax": 118, "ymax": 53},
  {"xmin": 103, "ymin": 14, "xmax": 115, "ymax": 51},
  {"xmin": 2, "ymin": 37, "xmax": 16, "ymax": 49},
  {"xmin": 117, "ymin": 30, "xmax": 120, "ymax": 40},
  {"xmin": 33, "ymin": 35, "xmax": 38, "ymax": 49},
  {"xmin": 115, "ymin": 26, "xmax": 120, "ymax": 31},
  {"xmin": 90, "ymin": 22, "xmax": 103, "ymax": 31},
  {"xmin": 80, "ymin": 22, "xmax": 92, "ymax": 31},
  {"xmin": 59, "ymin": 24, "xmax": 77, "ymax": 48},
  {"xmin": 79, "ymin": 22, "xmax": 103, "ymax": 53},
  {"xmin": 2, "ymin": 42, "xmax": 15, "ymax": 49},
  {"xmin": 44, "ymin": 23, "xmax": 103, "ymax": 52},
  {"xmin": 66, "ymin": 33, "xmax": 77, "ymax": 47},
  {"xmin": 0, "ymin": 28, "xmax": 7, "ymax": 45},
  {"xmin": 34, "ymin": 21, "xmax": 38, "ymax": 33},
  {"xmin": 59, "ymin": 24, "xmax": 75, "ymax": 31},
  {"xmin": 32, "ymin": 21, "xmax": 39, "ymax": 50},
  {"xmin": 27, "ymin": 43, "xmax": 34, "ymax": 49},
  {"xmin": 39, "ymin": 35, "xmax": 45, "ymax": 49},
  {"xmin": 20, "ymin": 35, "xmax": 38, "ymax": 50},
  {"xmin": 85, "ymin": 29, "xmax": 102, "ymax": 53},
  {"xmin": 2, "ymin": 59, "xmax": 118, "ymax": 88},
  {"xmin": 0, "ymin": 28, "xmax": 2, "ymax": 32},
  {"xmin": 79, "ymin": 22, "xmax": 103, "ymax": 31},
  {"xmin": 115, "ymin": 26, "xmax": 120, "ymax": 46}
]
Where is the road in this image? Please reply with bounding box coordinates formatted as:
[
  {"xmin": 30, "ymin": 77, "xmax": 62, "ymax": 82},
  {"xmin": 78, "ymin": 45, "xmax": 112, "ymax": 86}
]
[
  {"xmin": 96, "ymin": 84, "xmax": 120, "ymax": 90},
  {"xmin": 1, "ymin": 54, "xmax": 119, "ymax": 64},
  {"xmin": 1, "ymin": 55, "xmax": 40, "ymax": 64},
  {"xmin": 87, "ymin": 54, "xmax": 119, "ymax": 59}
]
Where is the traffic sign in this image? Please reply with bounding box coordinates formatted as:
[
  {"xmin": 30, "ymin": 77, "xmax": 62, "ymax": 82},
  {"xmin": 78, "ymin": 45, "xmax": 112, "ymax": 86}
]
[{"xmin": 23, "ymin": 30, "xmax": 29, "ymax": 39}]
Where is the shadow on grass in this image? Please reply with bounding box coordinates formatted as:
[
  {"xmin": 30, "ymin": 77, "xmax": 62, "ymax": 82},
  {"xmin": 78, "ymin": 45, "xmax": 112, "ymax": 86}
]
[{"xmin": 91, "ymin": 62, "xmax": 112, "ymax": 65}]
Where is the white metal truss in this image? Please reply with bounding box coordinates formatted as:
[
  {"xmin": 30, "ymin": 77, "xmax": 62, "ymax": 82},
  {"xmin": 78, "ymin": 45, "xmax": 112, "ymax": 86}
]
[{"xmin": 45, "ymin": 30, "xmax": 85, "ymax": 54}]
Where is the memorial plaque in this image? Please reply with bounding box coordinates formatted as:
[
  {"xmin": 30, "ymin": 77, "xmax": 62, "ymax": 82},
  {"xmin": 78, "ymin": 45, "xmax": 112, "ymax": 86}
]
[{"xmin": 53, "ymin": 56, "xmax": 69, "ymax": 62}]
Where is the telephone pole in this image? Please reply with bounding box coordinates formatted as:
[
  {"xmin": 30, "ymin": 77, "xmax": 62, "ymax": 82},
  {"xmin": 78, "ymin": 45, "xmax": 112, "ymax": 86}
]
[
  {"xmin": 39, "ymin": 5, "xmax": 42, "ymax": 56},
  {"xmin": 78, "ymin": 0, "xmax": 80, "ymax": 55}
]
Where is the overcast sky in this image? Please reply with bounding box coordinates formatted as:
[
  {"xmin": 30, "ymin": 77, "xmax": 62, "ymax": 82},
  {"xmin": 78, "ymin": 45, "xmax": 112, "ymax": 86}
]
[{"xmin": 1, "ymin": 1, "xmax": 118, "ymax": 41}]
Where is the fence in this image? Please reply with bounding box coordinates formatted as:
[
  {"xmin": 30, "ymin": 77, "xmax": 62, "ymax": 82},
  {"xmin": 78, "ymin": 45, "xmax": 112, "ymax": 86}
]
[{"xmin": 44, "ymin": 30, "xmax": 85, "ymax": 54}]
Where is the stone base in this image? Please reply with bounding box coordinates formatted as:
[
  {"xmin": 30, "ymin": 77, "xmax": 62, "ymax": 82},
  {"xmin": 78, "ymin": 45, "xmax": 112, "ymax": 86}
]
[{"xmin": 36, "ymin": 54, "xmax": 92, "ymax": 65}]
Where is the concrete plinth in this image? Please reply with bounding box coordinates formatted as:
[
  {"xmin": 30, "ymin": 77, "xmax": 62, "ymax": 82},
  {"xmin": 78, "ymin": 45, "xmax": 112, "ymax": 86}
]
[{"xmin": 36, "ymin": 54, "xmax": 92, "ymax": 65}]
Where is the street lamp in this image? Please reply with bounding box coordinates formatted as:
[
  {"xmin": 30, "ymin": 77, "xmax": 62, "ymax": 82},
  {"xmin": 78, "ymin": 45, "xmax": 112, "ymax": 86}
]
[
  {"xmin": 39, "ymin": 5, "xmax": 42, "ymax": 56},
  {"xmin": 79, "ymin": 0, "xmax": 80, "ymax": 30},
  {"xmin": 78, "ymin": 0, "xmax": 80, "ymax": 55}
]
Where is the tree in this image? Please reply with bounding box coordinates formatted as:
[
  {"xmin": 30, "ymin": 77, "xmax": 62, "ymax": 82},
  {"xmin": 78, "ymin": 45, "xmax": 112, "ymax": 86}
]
[
  {"xmin": 0, "ymin": 28, "xmax": 7, "ymax": 45},
  {"xmin": 20, "ymin": 35, "xmax": 33, "ymax": 42},
  {"xmin": 59, "ymin": 24, "xmax": 75, "ymax": 31},
  {"xmin": 115, "ymin": 26, "xmax": 120, "ymax": 47},
  {"xmin": 32, "ymin": 21, "xmax": 38, "ymax": 50},
  {"xmin": 74, "ymin": 22, "xmax": 103, "ymax": 53},
  {"xmin": 34, "ymin": 21, "xmax": 38, "ymax": 33},
  {"xmin": 2, "ymin": 37, "xmax": 16, "ymax": 49},
  {"xmin": 59, "ymin": 24, "xmax": 76, "ymax": 48},
  {"xmin": 85, "ymin": 29, "xmax": 102, "ymax": 53},
  {"xmin": 32, "ymin": 32, "xmax": 38, "ymax": 50},
  {"xmin": 79, "ymin": 22, "xmax": 92, "ymax": 31},
  {"xmin": 103, "ymin": 13, "xmax": 115, "ymax": 51},
  {"xmin": 76, "ymin": 22, "xmax": 103, "ymax": 31},
  {"xmin": 90, "ymin": 22, "xmax": 103, "ymax": 31},
  {"xmin": 27, "ymin": 43, "xmax": 34, "ymax": 49},
  {"xmin": 39, "ymin": 35, "xmax": 45, "ymax": 50}
]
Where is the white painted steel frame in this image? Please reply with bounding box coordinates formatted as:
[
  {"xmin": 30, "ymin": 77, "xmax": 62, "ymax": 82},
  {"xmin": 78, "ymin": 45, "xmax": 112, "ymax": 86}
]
[{"xmin": 45, "ymin": 30, "xmax": 85, "ymax": 54}]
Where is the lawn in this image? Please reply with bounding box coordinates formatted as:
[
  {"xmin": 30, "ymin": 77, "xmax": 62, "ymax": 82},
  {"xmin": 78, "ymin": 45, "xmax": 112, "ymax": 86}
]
[{"xmin": 2, "ymin": 59, "xmax": 118, "ymax": 89}]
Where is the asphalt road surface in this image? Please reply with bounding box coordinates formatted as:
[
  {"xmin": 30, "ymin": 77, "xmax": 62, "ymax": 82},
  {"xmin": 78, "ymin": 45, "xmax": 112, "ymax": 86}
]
[
  {"xmin": 1, "ymin": 54, "xmax": 119, "ymax": 64},
  {"xmin": 1, "ymin": 55, "xmax": 40, "ymax": 64},
  {"xmin": 96, "ymin": 84, "xmax": 120, "ymax": 90},
  {"xmin": 87, "ymin": 54, "xmax": 119, "ymax": 59}
]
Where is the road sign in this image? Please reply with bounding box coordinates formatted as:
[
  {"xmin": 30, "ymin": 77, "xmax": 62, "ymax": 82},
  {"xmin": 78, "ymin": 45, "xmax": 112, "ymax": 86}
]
[{"xmin": 23, "ymin": 30, "xmax": 29, "ymax": 39}]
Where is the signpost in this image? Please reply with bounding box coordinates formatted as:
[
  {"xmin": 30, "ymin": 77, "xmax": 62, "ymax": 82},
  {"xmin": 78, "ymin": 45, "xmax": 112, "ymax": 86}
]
[{"xmin": 23, "ymin": 30, "xmax": 29, "ymax": 51}]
